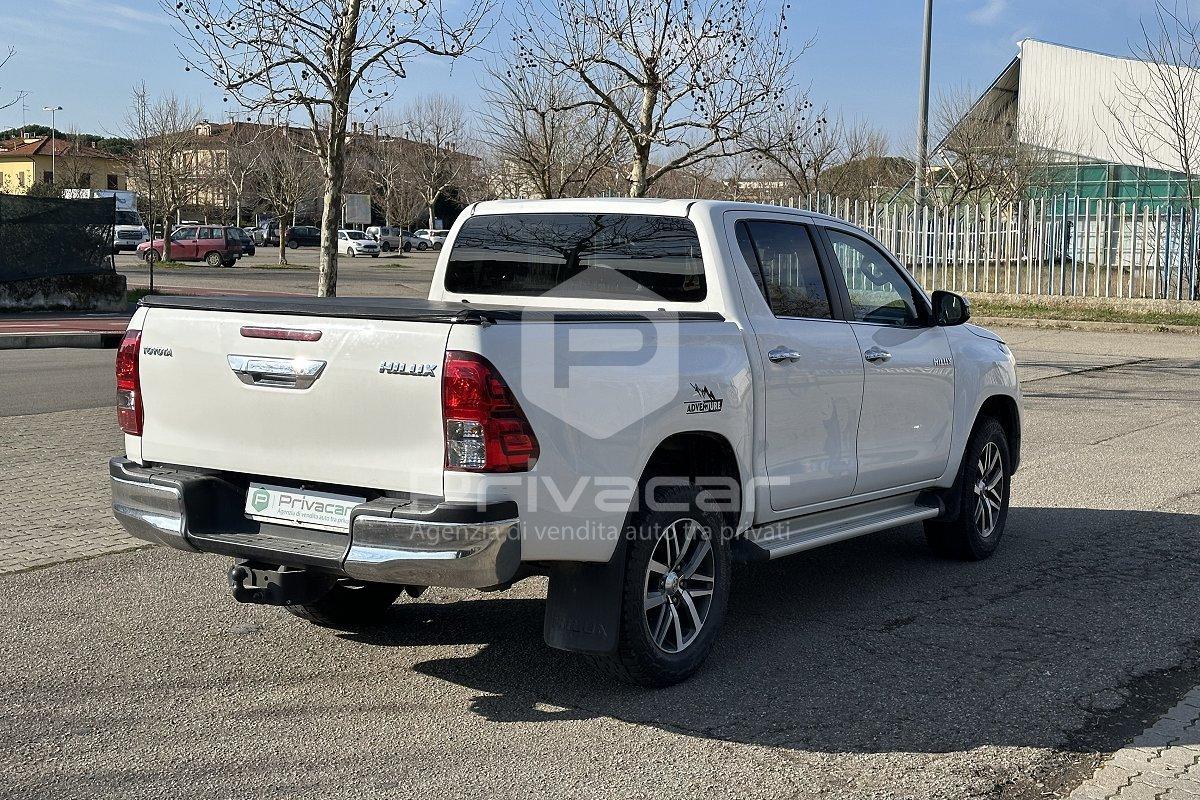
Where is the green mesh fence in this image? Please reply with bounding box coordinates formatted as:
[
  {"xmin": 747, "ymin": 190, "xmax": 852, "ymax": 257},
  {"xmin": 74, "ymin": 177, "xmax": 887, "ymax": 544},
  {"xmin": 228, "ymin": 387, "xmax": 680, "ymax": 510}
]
[{"xmin": 0, "ymin": 195, "xmax": 115, "ymax": 281}]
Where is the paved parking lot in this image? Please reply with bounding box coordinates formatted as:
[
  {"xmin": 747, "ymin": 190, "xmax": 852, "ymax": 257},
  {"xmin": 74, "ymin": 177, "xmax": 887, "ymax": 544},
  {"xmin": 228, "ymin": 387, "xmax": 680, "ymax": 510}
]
[
  {"xmin": 115, "ymin": 249, "xmax": 440, "ymax": 297},
  {"xmin": 1, "ymin": 326, "xmax": 1198, "ymax": 799}
]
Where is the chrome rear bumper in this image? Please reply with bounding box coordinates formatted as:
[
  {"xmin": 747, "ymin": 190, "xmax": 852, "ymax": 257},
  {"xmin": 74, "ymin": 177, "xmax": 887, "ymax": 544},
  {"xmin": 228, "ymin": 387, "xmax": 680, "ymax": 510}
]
[{"xmin": 109, "ymin": 458, "xmax": 520, "ymax": 589}]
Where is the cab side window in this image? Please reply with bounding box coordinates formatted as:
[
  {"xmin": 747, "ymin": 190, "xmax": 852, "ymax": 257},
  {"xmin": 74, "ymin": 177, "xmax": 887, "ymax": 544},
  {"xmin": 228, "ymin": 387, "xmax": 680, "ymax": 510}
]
[
  {"xmin": 825, "ymin": 229, "xmax": 924, "ymax": 327},
  {"xmin": 170, "ymin": 227, "xmax": 196, "ymax": 242},
  {"xmin": 736, "ymin": 220, "xmax": 832, "ymax": 320}
]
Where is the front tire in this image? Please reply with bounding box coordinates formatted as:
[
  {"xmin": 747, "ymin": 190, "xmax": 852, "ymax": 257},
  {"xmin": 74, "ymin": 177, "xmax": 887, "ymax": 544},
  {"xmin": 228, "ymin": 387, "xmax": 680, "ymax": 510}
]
[
  {"xmin": 595, "ymin": 484, "xmax": 731, "ymax": 687},
  {"xmin": 287, "ymin": 581, "xmax": 402, "ymax": 628},
  {"xmin": 287, "ymin": 239, "xmax": 299, "ymax": 250},
  {"xmin": 143, "ymin": 249, "xmax": 160, "ymax": 265},
  {"xmin": 924, "ymin": 417, "xmax": 1011, "ymax": 560}
]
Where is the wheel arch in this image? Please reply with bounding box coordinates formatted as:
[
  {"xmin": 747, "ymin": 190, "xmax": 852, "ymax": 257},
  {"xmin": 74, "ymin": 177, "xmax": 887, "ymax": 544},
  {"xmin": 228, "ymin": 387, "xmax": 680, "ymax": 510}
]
[
  {"xmin": 976, "ymin": 393, "xmax": 1021, "ymax": 472},
  {"xmin": 636, "ymin": 429, "xmax": 746, "ymax": 533}
]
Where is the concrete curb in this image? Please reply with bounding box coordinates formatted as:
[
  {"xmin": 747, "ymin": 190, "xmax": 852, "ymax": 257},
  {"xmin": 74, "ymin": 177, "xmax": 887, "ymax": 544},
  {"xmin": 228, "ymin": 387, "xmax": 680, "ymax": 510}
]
[
  {"xmin": 974, "ymin": 315, "xmax": 1200, "ymax": 336},
  {"xmin": 0, "ymin": 331, "xmax": 124, "ymax": 350}
]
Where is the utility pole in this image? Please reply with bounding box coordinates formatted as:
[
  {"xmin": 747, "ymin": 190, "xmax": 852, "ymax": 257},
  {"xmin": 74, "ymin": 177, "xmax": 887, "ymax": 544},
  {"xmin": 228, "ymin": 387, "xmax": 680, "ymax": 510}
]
[
  {"xmin": 43, "ymin": 105, "xmax": 62, "ymax": 183},
  {"xmin": 914, "ymin": 0, "xmax": 933, "ymax": 207}
]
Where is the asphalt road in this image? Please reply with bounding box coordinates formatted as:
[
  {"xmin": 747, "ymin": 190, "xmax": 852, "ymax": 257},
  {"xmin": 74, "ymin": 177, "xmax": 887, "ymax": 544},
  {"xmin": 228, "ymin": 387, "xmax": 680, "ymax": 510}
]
[
  {"xmin": 0, "ymin": 348, "xmax": 116, "ymax": 416},
  {"xmin": 2, "ymin": 327, "xmax": 1200, "ymax": 799}
]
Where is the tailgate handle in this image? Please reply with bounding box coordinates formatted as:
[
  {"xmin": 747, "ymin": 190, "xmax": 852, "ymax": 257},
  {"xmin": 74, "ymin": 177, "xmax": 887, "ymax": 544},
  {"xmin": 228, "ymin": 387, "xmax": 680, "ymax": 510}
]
[{"xmin": 227, "ymin": 355, "xmax": 327, "ymax": 389}]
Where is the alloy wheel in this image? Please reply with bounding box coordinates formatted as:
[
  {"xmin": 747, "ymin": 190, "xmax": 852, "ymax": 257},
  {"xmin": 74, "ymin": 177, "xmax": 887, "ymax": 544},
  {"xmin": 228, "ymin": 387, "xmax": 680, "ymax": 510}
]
[
  {"xmin": 973, "ymin": 441, "xmax": 1004, "ymax": 538},
  {"xmin": 642, "ymin": 517, "xmax": 716, "ymax": 654}
]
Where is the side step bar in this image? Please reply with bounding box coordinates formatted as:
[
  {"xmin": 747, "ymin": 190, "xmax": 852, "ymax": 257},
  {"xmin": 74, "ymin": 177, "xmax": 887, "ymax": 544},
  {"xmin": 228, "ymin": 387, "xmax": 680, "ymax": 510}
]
[{"xmin": 736, "ymin": 492, "xmax": 942, "ymax": 562}]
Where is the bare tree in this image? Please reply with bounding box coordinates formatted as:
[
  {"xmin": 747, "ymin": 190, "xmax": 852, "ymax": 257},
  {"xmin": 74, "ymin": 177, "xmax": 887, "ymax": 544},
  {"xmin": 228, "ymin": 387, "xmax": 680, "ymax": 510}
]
[
  {"xmin": 217, "ymin": 122, "xmax": 264, "ymax": 227},
  {"xmin": 254, "ymin": 125, "xmax": 324, "ymax": 265},
  {"xmin": 352, "ymin": 120, "xmax": 425, "ymax": 227},
  {"xmin": 395, "ymin": 96, "xmax": 476, "ymax": 230},
  {"xmin": 166, "ymin": 0, "xmax": 489, "ymax": 296},
  {"xmin": 512, "ymin": 0, "xmax": 799, "ymax": 197},
  {"xmin": 930, "ymin": 85, "xmax": 1064, "ymax": 205},
  {"xmin": 1105, "ymin": 0, "xmax": 1200, "ymax": 295},
  {"xmin": 0, "ymin": 47, "xmax": 26, "ymax": 112},
  {"xmin": 1107, "ymin": 1, "xmax": 1200, "ymax": 202},
  {"xmin": 749, "ymin": 101, "xmax": 893, "ymax": 200},
  {"xmin": 481, "ymin": 63, "xmax": 626, "ymax": 198},
  {"xmin": 124, "ymin": 84, "xmax": 204, "ymax": 262}
]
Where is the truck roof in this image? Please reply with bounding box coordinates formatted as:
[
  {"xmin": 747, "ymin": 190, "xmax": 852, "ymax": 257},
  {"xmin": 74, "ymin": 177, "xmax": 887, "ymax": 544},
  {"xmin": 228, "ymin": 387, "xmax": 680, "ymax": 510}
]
[{"xmin": 467, "ymin": 197, "xmax": 848, "ymax": 226}]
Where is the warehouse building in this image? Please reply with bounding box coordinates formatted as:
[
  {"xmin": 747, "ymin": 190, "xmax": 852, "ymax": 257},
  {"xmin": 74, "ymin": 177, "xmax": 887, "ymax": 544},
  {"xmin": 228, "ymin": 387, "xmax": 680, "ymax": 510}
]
[{"xmin": 942, "ymin": 39, "xmax": 1200, "ymax": 205}]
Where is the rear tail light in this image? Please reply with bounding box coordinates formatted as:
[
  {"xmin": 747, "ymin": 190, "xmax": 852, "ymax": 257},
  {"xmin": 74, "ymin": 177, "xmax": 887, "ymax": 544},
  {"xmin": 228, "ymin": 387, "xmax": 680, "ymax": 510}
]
[
  {"xmin": 442, "ymin": 350, "xmax": 539, "ymax": 472},
  {"xmin": 116, "ymin": 330, "xmax": 143, "ymax": 435}
]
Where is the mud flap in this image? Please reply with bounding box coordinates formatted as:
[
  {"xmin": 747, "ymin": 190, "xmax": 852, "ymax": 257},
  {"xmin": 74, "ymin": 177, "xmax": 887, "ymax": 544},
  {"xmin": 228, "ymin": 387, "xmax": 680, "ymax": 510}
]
[{"xmin": 543, "ymin": 549, "xmax": 625, "ymax": 655}]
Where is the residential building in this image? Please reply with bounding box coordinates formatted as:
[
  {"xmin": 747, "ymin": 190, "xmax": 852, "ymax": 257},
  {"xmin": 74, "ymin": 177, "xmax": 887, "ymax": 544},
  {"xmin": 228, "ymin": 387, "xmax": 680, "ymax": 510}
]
[{"xmin": 0, "ymin": 136, "xmax": 128, "ymax": 194}]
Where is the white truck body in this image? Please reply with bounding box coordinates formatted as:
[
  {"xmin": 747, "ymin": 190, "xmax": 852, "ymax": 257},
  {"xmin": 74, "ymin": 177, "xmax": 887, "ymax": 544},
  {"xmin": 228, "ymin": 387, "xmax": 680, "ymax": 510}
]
[
  {"xmin": 64, "ymin": 188, "xmax": 148, "ymax": 251},
  {"xmin": 110, "ymin": 198, "xmax": 1022, "ymax": 684}
]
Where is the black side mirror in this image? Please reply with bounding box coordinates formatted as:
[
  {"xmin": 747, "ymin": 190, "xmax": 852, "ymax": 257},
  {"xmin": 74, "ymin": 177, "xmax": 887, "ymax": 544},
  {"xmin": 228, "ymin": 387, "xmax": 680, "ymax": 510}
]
[{"xmin": 932, "ymin": 290, "xmax": 971, "ymax": 326}]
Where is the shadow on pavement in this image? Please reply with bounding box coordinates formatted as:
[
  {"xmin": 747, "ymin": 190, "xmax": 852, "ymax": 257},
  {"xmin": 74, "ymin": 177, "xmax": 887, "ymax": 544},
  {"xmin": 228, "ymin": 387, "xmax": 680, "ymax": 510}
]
[{"xmin": 343, "ymin": 506, "xmax": 1200, "ymax": 755}]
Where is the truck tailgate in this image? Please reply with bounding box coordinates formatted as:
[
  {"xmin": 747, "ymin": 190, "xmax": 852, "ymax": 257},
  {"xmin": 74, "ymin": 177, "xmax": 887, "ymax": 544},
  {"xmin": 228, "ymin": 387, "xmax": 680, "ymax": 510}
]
[{"xmin": 137, "ymin": 306, "xmax": 449, "ymax": 496}]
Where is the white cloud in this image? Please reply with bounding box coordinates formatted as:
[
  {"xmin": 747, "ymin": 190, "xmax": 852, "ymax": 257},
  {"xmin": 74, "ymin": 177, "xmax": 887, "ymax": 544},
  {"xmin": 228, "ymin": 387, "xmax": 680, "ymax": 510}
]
[
  {"xmin": 969, "ymin": 0, "xmax": 1008, "ymax": 25},
  {"xmin": 48, "ymin": 0, "xmax": 168, "ymax": 32}
]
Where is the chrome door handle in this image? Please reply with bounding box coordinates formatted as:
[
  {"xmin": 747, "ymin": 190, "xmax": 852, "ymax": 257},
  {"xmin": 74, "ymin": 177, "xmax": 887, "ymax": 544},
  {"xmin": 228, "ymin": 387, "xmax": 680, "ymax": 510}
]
[
  {"xmin": 863, "ymin": 347, "xmax": 892, "ymax": 364},
  {"xmin": 767, "ymin": 347, "xmax": 802, "ymax": 364}
]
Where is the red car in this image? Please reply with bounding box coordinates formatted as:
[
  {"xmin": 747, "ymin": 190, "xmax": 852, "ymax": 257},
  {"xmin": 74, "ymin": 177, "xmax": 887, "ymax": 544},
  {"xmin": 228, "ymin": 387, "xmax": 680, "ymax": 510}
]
[{"xmin": 137, "ymin": 225, "xmax": 245, "ymax": 267}]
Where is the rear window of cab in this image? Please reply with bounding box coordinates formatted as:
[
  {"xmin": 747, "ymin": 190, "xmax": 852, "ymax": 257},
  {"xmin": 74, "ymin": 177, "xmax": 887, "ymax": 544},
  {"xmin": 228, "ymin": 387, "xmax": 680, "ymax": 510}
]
[{"xmin": 444, "ymin": 213, "xmax": 706, "ymax": 303}]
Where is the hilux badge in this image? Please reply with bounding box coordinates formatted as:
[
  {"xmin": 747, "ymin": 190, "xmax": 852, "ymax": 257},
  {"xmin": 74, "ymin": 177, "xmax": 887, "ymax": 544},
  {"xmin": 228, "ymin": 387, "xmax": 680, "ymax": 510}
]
[{"xmin": 379, "ymin": 361, "xmax": 438, "ymax": 377}]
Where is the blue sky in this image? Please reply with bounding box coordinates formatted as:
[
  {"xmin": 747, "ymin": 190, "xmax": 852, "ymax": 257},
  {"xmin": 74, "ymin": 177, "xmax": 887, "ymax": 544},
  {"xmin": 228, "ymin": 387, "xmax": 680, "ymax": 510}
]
[{"xmin": 0, "ymin": 0, "xmax": 1159, "ymax": 149}]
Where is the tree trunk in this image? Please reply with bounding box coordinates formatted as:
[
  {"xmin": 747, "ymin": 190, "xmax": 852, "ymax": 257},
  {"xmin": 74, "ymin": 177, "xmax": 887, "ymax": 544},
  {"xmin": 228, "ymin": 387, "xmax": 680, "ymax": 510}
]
[
  {"xmin": 629, "ymin": 150, "xmax": 650, "ymax": 198},
  {"xmin": 428, "ymin": 200, "xmax": 435, "ymax": 231},
  {"xmin": 318, "ymin": 167, "xmax": 343, "ymax": 297},
  {"xmin": 314, "ymin": 0, "xmax": 360, "ymax": 298},
  {"xmin": 278, "ymin": 215, "xmax": 287, "ymax": 265},
  {"xmin": 162, "ymin": 214, "xmax": 172, "ymax": 262}
]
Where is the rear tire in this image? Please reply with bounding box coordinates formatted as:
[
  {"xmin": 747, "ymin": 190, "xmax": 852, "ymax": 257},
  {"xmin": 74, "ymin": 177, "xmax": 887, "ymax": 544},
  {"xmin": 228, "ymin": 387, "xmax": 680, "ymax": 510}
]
[
  {"xmin": 417, "ymin": 241, "xmax": 429, "ymax": 251},
  {"xmin": 924, "ymin": 417, "xmax": 1011, "ymax": 560},
  {"xmin": 380, "ymin": 241, "xmax": 392, "ymax": 252},
  {"xmin": 287, "ymin": 581, "xmax": 402, "ymax": 628},
  {"xmin": 594, "ymin": 484, "xmax": 731, "ymax": 687}
]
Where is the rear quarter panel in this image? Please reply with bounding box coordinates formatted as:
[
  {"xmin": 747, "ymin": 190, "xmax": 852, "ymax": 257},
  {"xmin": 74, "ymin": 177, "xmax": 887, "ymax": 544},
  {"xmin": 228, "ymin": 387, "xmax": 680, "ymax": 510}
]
[{"xmin": 444, "ymin": 318, "xmax": 754, "ymax": 562}]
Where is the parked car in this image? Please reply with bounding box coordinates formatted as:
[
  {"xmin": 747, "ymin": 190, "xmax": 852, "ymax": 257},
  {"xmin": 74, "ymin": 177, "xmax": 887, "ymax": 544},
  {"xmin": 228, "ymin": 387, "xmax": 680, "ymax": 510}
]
[
  {"xmin": 365, "ymin": 225, "xmax": 425, "ymax": 252},
  {"xmin": 258, "ymin": 221, "xmax": 322, "ymax": 248},
  {"xmin": 228, "ymin": 226, "xmax": 255, "ymax": 256},
  {"xmin": 413, "ymin": 228, "xmax": 449, "ymax": 249},
  {"xmin": 110, "ymin": 198, "xmax": 1021, "ymax": 687},
  {"xmin": 337, "ymin": 229, "xmax": 380, "ymax": 257},
  {"xmin": 136, "ymin": 225, "xmax": 244, "ymax": 267}
]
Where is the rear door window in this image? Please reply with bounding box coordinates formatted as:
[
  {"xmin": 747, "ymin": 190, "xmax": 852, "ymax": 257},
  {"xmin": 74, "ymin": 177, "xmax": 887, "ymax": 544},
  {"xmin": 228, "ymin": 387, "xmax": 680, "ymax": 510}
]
[
  {"xmin": 736, "ymin": 220, "xmax": 833, "ymax": 319},
  {"xmin": 445, "ymin": 213, "xmax": 706, "ymax": 302}
]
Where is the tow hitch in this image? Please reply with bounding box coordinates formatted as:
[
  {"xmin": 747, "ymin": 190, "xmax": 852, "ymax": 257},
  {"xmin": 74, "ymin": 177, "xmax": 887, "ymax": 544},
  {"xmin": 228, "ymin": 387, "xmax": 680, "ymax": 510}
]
[{"xmin": 227, "ymin": 561, "xmax": 336, "ymax": 606}]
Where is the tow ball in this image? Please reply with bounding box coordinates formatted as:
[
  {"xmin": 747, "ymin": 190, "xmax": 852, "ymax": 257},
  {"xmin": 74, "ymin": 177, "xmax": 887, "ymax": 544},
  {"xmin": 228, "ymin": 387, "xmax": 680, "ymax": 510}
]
[{"xmin": 227, "ymin": 561, "xmax": 336, "ymax": 606}]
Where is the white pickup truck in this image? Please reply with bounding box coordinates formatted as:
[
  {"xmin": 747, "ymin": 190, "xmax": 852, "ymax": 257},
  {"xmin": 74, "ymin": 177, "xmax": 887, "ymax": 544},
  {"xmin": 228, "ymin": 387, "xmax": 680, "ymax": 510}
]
[{"xmin": 110, "ymin": 198, "xmax": 1021, "ymax": 686}]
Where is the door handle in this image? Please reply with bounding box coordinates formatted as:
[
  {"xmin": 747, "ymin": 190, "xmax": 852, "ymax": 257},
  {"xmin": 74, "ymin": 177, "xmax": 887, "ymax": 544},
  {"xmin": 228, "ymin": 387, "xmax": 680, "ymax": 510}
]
[
  {"xmin": 228, "ymin": 354, "xmax": 327, "ymax": 389},
  {"xmin": 863, "ymin": 347, "xmax": 892, "ymax": 364},
  {"xmin": 767, "ymin": 347, "xmax": 802, "ymax": 363}
]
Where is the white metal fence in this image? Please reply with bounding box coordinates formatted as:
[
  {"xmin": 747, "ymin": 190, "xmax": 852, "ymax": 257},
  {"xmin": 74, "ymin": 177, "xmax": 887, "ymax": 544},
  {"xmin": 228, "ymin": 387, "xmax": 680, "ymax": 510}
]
[{"xmin": 780, "ymin": 194, "xmax": 1200, "ymax": 301}]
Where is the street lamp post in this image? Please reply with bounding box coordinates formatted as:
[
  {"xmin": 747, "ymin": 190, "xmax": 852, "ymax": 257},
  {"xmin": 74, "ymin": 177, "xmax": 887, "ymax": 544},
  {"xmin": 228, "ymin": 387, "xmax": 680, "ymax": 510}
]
[
  {"xmin": 43, "ymin": 105, "xmax": 63, "ymax": 184},
  {"xmin": 914, "ymin": 0, "xmax": 933, "ymax": 207}
]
